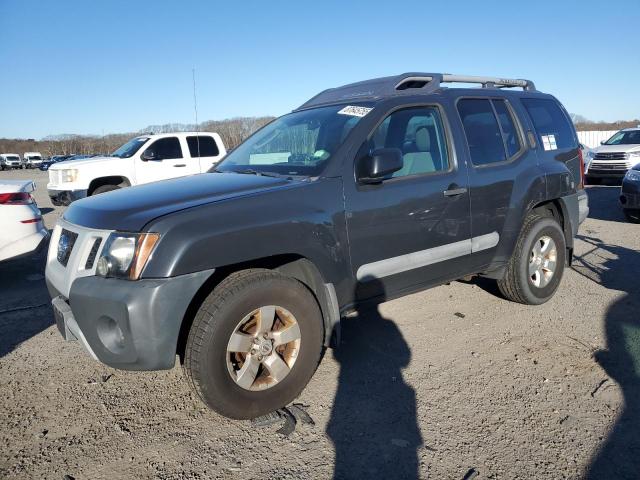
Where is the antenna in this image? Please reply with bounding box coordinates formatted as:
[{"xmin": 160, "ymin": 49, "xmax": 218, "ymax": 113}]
[{"xmin": 192, "ymin": 67, "xmax": 201, "ymax": 158}]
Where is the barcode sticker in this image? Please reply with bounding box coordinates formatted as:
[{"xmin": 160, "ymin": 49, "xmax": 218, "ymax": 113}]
[
  {"xmin": 541, "ymin": 134, "xmax": 557, "ymax": 151},
  {"xmin": 337, "ymin": 105, "xmax": 373, "ymax": 117}
]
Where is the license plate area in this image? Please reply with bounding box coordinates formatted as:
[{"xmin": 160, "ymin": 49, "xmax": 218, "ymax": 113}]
[{"xmin": 52, "ymin": 296, "xmax": 76, "ymax": 341}]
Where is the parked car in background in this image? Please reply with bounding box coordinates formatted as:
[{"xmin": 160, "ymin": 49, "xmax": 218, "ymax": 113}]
[
  {"xmin": 39, "ymin": 154, "xmax": 75, "ymax": 171},
  {"xmin": 585, "ymin": 128, "xmax": 640, "ymax": 184},
  {"xmin": 23, "ymin": 152, "xmax": 44, "ymax": 169},
  {"xmin": 47, "ymin": 132, "xmax": 226, "ymax": 205},
  {"xmin": 0, "ymin": 179, "xmax": 48, "ymax": 261},
  {"xmin": 0, "ymin": 154, "xmax": 23, "ymax": 170},
  {"xmin": 45, "ymin": 72, "xmax": 588, "ymax": 419},
  {"xmin": 620, "ymin": 165, "xmax": 640, "ymax": 223}
]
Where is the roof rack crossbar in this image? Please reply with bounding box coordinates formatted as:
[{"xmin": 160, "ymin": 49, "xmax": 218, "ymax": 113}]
[{"xmin": 395, "ymin": 74, "xmax": 535, "ymax": 91}]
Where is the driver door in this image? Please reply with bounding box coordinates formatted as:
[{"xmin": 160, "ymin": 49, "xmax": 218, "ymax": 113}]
[{"xmin": 136, "ymin": 136, "xmax": 193, "ymax": 184}]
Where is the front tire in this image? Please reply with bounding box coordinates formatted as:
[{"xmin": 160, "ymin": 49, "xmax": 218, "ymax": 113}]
[
  {"xmin": 183, "ymin": 269, "xmax": 324, "ymax": 419},
  {"xmin": 498, "ymin": 214, "xmax": 566, "ymax": 305},
  {"xmin": 623, "ymin": 209, "xmax": 640, "ymax": 224}
]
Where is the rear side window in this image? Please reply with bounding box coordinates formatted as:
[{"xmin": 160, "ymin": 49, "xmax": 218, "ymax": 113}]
[
  {"xmin": 492, "ymin": 100, "xmax": 522, "ymax": 157},
  {"xmin": 187, "ymin": 135, "xmax": 220, "ymax": 157},
  {"xmin": 457, "ymin": 99, "xmax": 506, "ymax": 166},
  {"xmin": 521, "ymin": 98, "xmax": 577, "ymax": 150},
  {"xmin": 144, "ymin": 137, "xmax": 183, "ymax": 160}
]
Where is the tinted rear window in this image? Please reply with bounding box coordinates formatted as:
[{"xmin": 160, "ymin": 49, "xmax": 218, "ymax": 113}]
[
  {"xmin": 187, "ymin": 135, "xmax": 219, "ymax": 157},
  {"xmin": 521, "ymin": 98, "xmax": 577, "ymax": 149},
  {"xmin": 457, "ymin": 98, "xmax": 506, "ymax": 166}
]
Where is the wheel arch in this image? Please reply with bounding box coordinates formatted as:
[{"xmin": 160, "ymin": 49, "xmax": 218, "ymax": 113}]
[
  {"xmin": 176, "ymin": 254, "xmax": 339, "ymax": 364},
  {"xmin": 87, "ymin": 176, "xmax": 131, "ymax": 196}
]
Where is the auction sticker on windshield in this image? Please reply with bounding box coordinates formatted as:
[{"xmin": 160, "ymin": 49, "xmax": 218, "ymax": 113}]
[{"xmin": 338, "ymin": 105, "xmax": 373, "ymax": 117}]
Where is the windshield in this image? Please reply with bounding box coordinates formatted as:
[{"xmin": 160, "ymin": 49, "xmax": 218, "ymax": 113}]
[
  {"xmin": 604, "ymin": 130, "xmax": 640, "ymax": 145},
  {"xmin": 7, "ymin": 156, "xmax": 19, "ymax": 161},
  {"xmin": 112, "ymin": 137, "xmax": 149, "ymax": 158},
  {"xmin": 214, "ymin": 104, "xmax": 372, "ymax": 176}
]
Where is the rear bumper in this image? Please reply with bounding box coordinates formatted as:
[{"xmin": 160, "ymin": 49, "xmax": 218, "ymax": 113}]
[
  {"xmin": 620, "ymin": 179, "xmax": 640, "ymax": 209},
  {"xmin": 0, "ymin": 228, "xmax": 49, "ymax": 262},
  {"xmin": 48, "ymin": 189, "xmax": 88, "ymax": 206},
  {"xmin": 46, "ymin": 268, "xmax": 214, "ymax": 371},
  {"xmin": 578, "ymin": 190, "xmax": 589, "ymax": 224}
]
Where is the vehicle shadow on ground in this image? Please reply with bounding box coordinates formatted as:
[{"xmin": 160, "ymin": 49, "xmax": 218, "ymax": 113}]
[
  {"xmin": 326, "ymin": 278, "xmax": 423, "ymax": 480},
  {"xmin": 0, "ymin": 248, "xmax": 52, "ymax": 359},
  {"xmin": 585, "ymin": 185, "xmax": 628, "ymax": 223},
  {"xmin": 572, "ymin": 234, "xmax": 640, "ymax": 478}
]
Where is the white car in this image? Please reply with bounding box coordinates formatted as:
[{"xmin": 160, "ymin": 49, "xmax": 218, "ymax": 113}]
[
  {"xmin": 23, "ymin": 152, "xmax": 43, "ymax": 169},
  {"xmin": 0, "ymin": 180, "xmax": 49, "ymax": 262},
  {"xmin": 47, "ymin": 132, "xmax": 226, "ymax": 205},
  {"xmin": 585, "ymin": 128, "xmax": 640, "ymax": 184},
  {"xmin": 0, "ymin": 154, "xmax": 23, "ymax": 170}
]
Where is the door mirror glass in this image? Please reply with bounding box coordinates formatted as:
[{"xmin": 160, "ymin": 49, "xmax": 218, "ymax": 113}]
[
  {"xmin": 357, "ymin": 148, "xmax": 403, "ymax": 184},
  {"xmin": 141, "ymin": 149, "xmax": 157, "ymax": 161}
]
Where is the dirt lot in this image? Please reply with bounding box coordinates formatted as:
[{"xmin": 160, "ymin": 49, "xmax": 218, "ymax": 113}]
[{"xmin": 1, "ymin": 168, "xmax": 639, "ymax": 479}]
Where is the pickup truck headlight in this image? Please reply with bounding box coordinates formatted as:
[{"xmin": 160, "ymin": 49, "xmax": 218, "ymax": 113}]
[
  {"xmin": 60, "ymin": 169, "xmax": 78, "ymax": 183},
  {"xmin": 629, "ymin": 151, "xmax": 640, "ymax": 158},
  {"xmin": 96, "ymin": 232, "xmax": 160, "ymax": 280},
  {"xmin": 625, "ymin": 169, "xmax": 640, "ymax": 182}
]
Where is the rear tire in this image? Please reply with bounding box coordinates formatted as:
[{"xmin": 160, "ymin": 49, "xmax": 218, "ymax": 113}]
[
  {"xmin": 623, "ymin": 209, "xmax": 640, "ymax": 224},
  {"xmin": 498, "ymin": 214, "xmax": 566, "ymax": 305},
  {"xmin": 91, "ymin": 184, "xmax": 120, "ymax": 196},
  {"xmin": 183, "ymin": 269, "xmax": 324, "ymax": 419}
]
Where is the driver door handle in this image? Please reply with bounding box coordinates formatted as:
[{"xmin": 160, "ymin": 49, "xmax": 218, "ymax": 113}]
[
  {"xmin": 173, "ymin": 164, "xmax": 186, "ymax": 167},
  {"xmin": 443, "ymin": 187, "xmax": 467, "ymax": 197}
]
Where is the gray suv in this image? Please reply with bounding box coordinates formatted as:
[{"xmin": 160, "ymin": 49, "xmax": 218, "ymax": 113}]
[{"xmin": 45, "ymin": 73, "xmax": 589, "ymax": 419}]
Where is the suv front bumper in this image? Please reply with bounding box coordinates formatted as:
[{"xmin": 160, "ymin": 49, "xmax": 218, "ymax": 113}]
[
  {"xmin": 620, "ymin": 178, "xmax": 640, "ymax": 209},
  {"xmin": 48, "ymin": 189, "xmax": 88, "ymax": 206},
  {"xmin": 46, "ymin": 269, "xmax": 214, "ymax": 371}
]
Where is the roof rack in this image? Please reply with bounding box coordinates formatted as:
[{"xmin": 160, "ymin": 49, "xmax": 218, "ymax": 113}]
[{"xmin": 298, "ymin": 72, "xmax": 536, "ymax": 110}]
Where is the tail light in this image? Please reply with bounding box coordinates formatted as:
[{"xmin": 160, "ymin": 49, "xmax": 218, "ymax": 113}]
[
  {"xmin": 577, "ymin": 148, "xmax": 585, "ymax": 189},
  {"xmin": 0, "ymin": 192, "xmax": 34, "ymax": 205}
]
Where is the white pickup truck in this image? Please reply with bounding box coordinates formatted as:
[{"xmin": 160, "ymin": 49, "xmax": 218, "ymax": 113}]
[{"xmin": 47, "ymin": 132, "xmax": 226, "ymax": 205}]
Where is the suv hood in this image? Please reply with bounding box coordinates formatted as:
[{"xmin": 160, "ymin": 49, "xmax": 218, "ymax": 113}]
[
  {"xmin": 594, "ymin": 144, "xmax": 640, "ymax": 154},
  {"xmin": 63, "ymin": 172, "xmax": 297, "ymax": 231}
]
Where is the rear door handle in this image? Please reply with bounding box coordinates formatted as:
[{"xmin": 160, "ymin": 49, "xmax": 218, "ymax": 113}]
[
  {"xmin": 443, "ymin": 187, "xmax": 467, "ymax": 197},
  {"xmin": 173, "ymin": 164, "xmax": 186, "ymax": 167}
]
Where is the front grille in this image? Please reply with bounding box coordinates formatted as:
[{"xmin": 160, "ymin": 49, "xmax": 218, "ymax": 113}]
[
  {"xmin": 85, "ymin": 238, "xmax": 102, "ymax": 269},
  {"xmin": 57, "ymin": 229, "xmax": 78, "ymax": 267},
  {"xmin": 590, "ymin": 161, "xmax": 631, "ymax": 171},
  {"xmin": 594, "ymin": 152, "xmax": 628, "ymax": 161}
]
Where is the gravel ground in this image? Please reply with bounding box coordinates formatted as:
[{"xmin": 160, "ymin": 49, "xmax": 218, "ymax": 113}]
[{"xmin": 1, "ymin": 169, "xmax": 639, "ymax": 479}]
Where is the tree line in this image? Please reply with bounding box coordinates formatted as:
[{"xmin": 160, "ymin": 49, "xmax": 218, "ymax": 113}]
[{"xmin": 0, "ymin": 116, "xmax": 275, "ymax": 157}]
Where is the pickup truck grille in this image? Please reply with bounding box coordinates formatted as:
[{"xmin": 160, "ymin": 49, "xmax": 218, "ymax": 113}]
[
  {"xmin": 49, "ymin": 170, "xmax": 62, "ymax": 185},
  {"xmin": 594, "ymin": 152, "xmax": 628, "ymax": 161}
]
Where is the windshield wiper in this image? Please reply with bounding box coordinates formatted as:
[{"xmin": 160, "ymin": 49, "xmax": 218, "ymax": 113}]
[{"xmin": 233, "ymin": 169, "xmax": 290, "ymax": 179}]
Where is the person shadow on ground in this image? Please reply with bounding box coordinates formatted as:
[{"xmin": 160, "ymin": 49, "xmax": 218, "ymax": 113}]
[
  {"xmin": 572, "ymin": 235, "xmax": 640, "ymax": 478},
  {"xmin": 326, "ymin": 277, "xmax": 423, "ymax": 479}
]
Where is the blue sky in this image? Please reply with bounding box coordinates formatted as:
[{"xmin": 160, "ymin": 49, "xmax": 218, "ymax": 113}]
[{"xmin": 1, "ymin": 0, "xmax": 638, "ymax": 139}]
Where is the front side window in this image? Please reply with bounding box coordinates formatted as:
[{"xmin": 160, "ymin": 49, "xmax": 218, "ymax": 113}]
[
  {"xmin": 187, "ymin": 135, "xmax": 220, "ymax": 157},
  {"xmin": 112, "ymin": 136, "xmax": 149, "ymax": 158},
  {"xmin": 457, "ymin": 99, "xmax": 507, "ymax": 166},
  {"xmin": 604, "ymin": 130, "xmax": 640, "ymax": 145},
  {"xmin": 144, "ymin": 137, "xmax": 183, "ymax": 160},
  {"xmin": 369, "ymin": 106, "xmax": 450, "ymax": 178},
  {"xmin": 521, "ymin": 98, "xmax": 577, "ymax": 149},
  {"xmin": 215, "ymin": 104, "xmax": 371, "ymax": 176}
]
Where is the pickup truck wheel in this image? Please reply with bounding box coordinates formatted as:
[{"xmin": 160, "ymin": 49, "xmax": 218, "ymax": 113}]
[
  {"xmin": 183, "ymin": 269, "xmax": 324, "ymax": 419},
  {"xmin": 497, "ymin": 214, "xmax": 566, "ymax": 305},
  {"xmin": 91, "ymin": 184, "xmax": 120, "ymax": 196},
  {"xmin": 623, "ymin": 209, "xmax": 640, "ymax": 224}
]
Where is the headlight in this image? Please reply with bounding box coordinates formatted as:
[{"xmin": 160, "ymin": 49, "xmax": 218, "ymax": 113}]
[
  {"xmin": 625, "ymin": 169, "xmax": 640, "ymax": 182},
  {"xmin": 96, "ymin": 232, "xmax": 160, "ymax": 280},
  {"xmin": 60, "ymin": 169, "xmax": 78, "ymax": 182},
  {"xmin": 586, "ymin": 151, "xmax": 595, "ymax": 160},
  {"xmin": 629, "ymin": 151, "xmax": 640, "ymax": 158}
]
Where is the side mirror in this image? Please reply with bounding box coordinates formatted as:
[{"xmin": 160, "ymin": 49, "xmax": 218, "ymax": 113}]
[
  {"xmin": 600, "ymin": 141, "xmax": 606, "ymax": 145},
  {"xmin": 356, "ymin": 148, "xmax": 403, "ymax": 184},
  {"xmin": 141, "ymin": 149, "xmax": 157, "ymax": 162}
]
